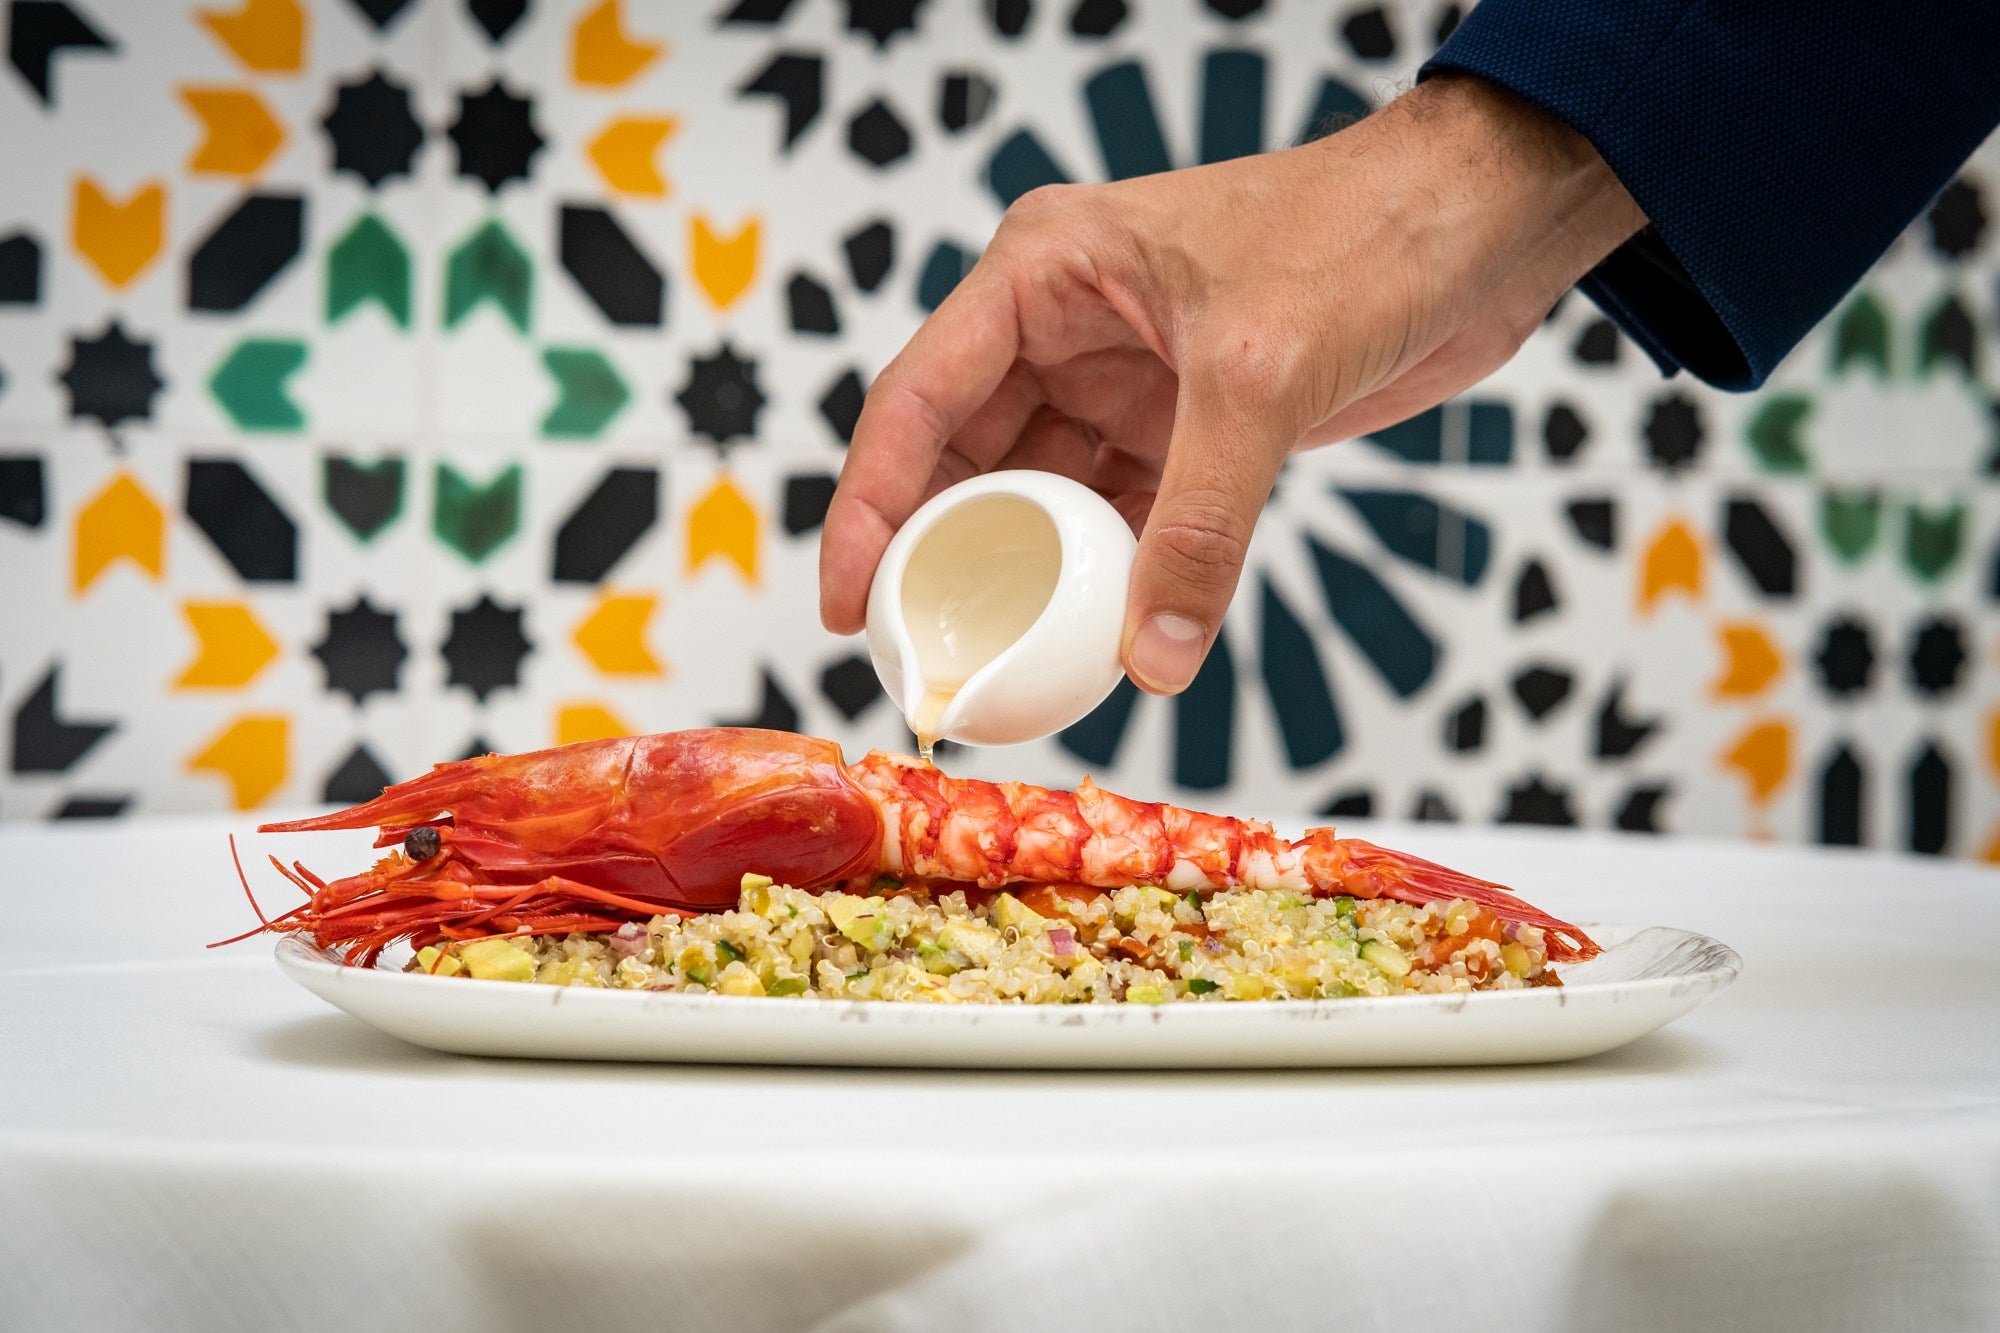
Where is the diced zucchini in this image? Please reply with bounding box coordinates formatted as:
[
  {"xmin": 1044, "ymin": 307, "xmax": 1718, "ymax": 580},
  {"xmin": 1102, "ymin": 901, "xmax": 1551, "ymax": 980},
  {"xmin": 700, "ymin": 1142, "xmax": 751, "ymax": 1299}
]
[
  {"xmin": 1186, "ymin": 978, "xmax": 1219, "ymax": 995},
  {"xmin": 1125, "ymin": 983, "xmax": 1167, "ymax": 1005},
  {"xmin": 715, "ymin": 939, "xmax": 745, "ymax": 964},
  {"xmin": 457, "ymin": 937, "xmax": 536, "ymax": 983},
  {"xmin": 1361, "ymin": 939, "xmax": 1411, "ymax": 979},
  {"xmin": 767, "ymin": 976, "xmax": 808, "ymax": 997}
]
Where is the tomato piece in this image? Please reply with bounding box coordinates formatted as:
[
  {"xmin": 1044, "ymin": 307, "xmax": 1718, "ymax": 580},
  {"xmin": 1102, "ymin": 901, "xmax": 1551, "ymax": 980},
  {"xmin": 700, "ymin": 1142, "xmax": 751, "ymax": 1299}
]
[{"xmin": 1017, "ymin": 883, "xmax": 1106, "ymax": 920}]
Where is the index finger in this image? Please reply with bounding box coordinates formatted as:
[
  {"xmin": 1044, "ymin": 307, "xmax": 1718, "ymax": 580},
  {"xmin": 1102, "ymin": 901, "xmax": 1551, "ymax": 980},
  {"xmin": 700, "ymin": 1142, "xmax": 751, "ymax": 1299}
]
[{"xmin": 819, "ymin": 269, "xmax": 1022, "ymax": 634}]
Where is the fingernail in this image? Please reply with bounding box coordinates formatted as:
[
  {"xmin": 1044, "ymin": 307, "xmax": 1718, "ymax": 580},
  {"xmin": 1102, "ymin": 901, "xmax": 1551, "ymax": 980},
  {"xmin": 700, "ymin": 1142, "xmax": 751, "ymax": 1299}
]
[{"xmin": 1128, "ymin": 614, "xmax": 1206, "ymax": 694}]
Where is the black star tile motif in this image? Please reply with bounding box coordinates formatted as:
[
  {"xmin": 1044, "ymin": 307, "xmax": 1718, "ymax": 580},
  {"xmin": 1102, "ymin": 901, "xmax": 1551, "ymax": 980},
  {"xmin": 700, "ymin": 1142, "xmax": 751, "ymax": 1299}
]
[
  {"xmin": 1594, "ymin": 679, "xmax": 1661, "ymax": 758},
  {"xmin": 58, "ymin": 321, "xmax": 164, "ymax": 428},
  {"xmin": 52, "ymin": 794, "xmax": 130, "ymax": 819},
  {"xmin": 844, "ymin": 219, "xmax": 894, "ymax": 291},
  {"xmin": 1498, "ymin": 773, "xmax": 1576, "ymax": 826},
  {"xmin": 1566, "ymin": 497, "xmax": 1616, "ymax": 550},
  {"xmin": 1723, "ymin": 497, "xmax": 1797, "ymax": 596},
  {"xmin": 323, "ymin": 743, "xmax": 393, "ymax": 803},
  {"xmin": 185, "ymin": 458, "xmax": 297, "ymax": 582},
  {"xmin": 347, "ymin": 0, "xmax": 417, "ymax": 31},
  {"xmin": 1410, "ymin": 790, "xmax": 1457, "ymax": 822},
  {"xmin": 1442, "ymin": 694, "xmax": 1485, "ymax": 752},
  {"xmin": 311, "ymin": 597, "xmax": 408, "ymax": 704},
  {"xmin": 443, "ymin": 594, "xmax": 532, "ymax": 701},
  {"xmin": 1813, "ymin": 616, "xmax": 1875, "ymax": 697},
  {"xmin": 0, "ymin": 233, "xmax": 41, "ymax": 304},
  {"xmin": 1319, "ymin": 789, "xmax": 1373, "ymax": 818},
  {"xmin": 1573, "ymin": 318, "xmax": 1620, "ymax": 364},
  {"xmin": 988, "ymin": 0, "xmax": 1031, "ymax": 36},
  {"xmin": 939, "ymin": 70, "xmax": 995, "ymax": 133},
  {"xmin": 1205, "ymin": 0, "xmax": 1266, "ymax": 17},
  {"xmin": 1926, "ymin": 176, "xmax": 1986, "ymax": 260},
  {"xmin": 187, "ymin": 194, "xmax": 304, "ymax": 312},
  {"xmin": 7, "ymin": 0, "xmax": 113, "ymax": 105},
  {"xmin": 1511, "ymin": 557, "xmax": 1558, "ymax": 622},
  {"xmin": 719, "ymin": 0, "xmax": 804, "ymax": 21},
  {"xmin": 719, "ymin": 667, "xmax": 802, "ymax": 733},
  {"xmin": 558, "ymin": 205, "xmax": 665, "ymax": 326},
  {"xmin": 1543, "ymin": 402, "xmax": 1587, "ymax": 461},
  {"xmin": 323, "ymin": 70, "xmax": 425, "ymax": 188},
  {"xmin": 1069, "ymin": 0, "xmax": 1126, "ymax": 37},
  {"xmin": 1907, "ymin": 615, "xmax": 1966, "ymax": 696},
  {"xmin": 1643, "ymin": 393, "xmax": 1703, "ymax": 471},
  {"xmin": 1907, "ymin": 741, "xmax": 1951, "ymax": 854},
  {"xmin": 11, "ymin": 665, "xmax": 114, "ymax": 774},
  {"xmin": 1340, "ymin": 4, "xmax": 1394, "ymax": 58},
  {"xmin": 819, "ymin": 367, "xmax": 865, "ymax": 444},
  {"xmin": 782, "ymin": 473, "xmax": 837, "ymax": 535},
  {"xmin": 1920, "ymin": 296, "xmax": 1977, "ymax": 376},
  {"xmin": 0, "ymin": 455, "xmax": 45, "ymax": 528},
  {"xmin": 448, "ymin": 80, "xmax": 545, "ymax": 192},
  {"xmin": 846, "ymin": 0, "xmax": 926, "ymax": 47},
  {"xmin": 738, "ymin": 52, "xmax": 823, "ymax": 151},
  {"xmin": 1510, "ymin": 664, "xmax": 1573, "ymax": 721},
  {"xmin": 552, "ymin": 467, "xmax": 658, "ymax": 584},
  {"xmin": 819, "ymin": 654, "xmax": 882, "ymax": 720},
  {"xmin": 675, "ymin": 345, "xmax": 767, "ymax": 446},
  {"xmin": 1818, "ymin": 743, "xmax": 1865, "ymax": 845},
  {"xmin": 466, "ymin": 0, "xmax": 528, "ymax": 43},
  {"xmin": 786, "ymin": 271, "xmax": 839, "ymax": 334},
  {"xmin": 847, "ymin": 98, "xmax": 912, "ymax": 168},
  {"xmin": 1613, "ymin": 785, "xmax": 1669, "ymax": 833},
  {"xmin": 323, "ymin": 455, "xmax": 404, "ymax": 542}
]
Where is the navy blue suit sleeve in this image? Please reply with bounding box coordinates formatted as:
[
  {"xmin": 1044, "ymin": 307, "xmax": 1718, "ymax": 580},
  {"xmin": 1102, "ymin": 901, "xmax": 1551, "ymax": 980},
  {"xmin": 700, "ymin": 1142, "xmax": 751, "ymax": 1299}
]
[{"xmin": 1422, "ymin": 2, "xmax": 2000, "ymax": 389}]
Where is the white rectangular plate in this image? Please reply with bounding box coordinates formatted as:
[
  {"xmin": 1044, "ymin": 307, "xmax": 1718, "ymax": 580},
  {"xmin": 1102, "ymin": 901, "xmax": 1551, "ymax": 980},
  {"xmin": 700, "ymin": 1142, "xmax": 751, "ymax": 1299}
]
[{"xmin": 275, "ymin": 923, "xmax": 1738, "ymax": 1068}]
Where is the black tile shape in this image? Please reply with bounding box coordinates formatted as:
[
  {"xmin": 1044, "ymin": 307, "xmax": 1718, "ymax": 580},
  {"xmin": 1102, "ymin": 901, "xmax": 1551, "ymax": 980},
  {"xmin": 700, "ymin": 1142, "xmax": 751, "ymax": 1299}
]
[
  {"xmin": 939, "ymin": 69, "xmax": 994, "ymax": 133},
  {"xmin": 737, "ymin": 51, "xmax": 822, "ymax": 151},
  {"xmin": 844, "ymin": 219, "xmax": 894, "ymax": 291},
  {"xmin": 1921, "ymin": 295, "xmax": 1978, "ymax": 376},
  {"xmin": 1069, "ymin": 0, "xmax": 1126, "ymax": 36},
  {"xmin": 447, "ymin": 79, "xmax": 544, "ymax": 192},
  {"xmin": 1257, "ymin": 578, "xmax": 1342, "ymax": 769},
  {"xmin": 720, "ymin": 0, "xmax": 803, "ymax": 20},
  {"xmin": 53, "ymin": 794, "xmax": 128, "ymax": 819},
  {"xmin": 1594, "ymin": 678, "xmax": 1660, "ymax": 759},
  {"xmin": 457, "ymin": 735, "xmax": 495, "ymax": 762},
  {"xmin": 1818, "ymin": 743, "xmax": 1865, "ymax": 846},
  {"xmin": 558, "ymin": 204, "xmax": 665, "ymax": 326},
  {"xmin": 11, "ymin": 666, "xmax": 114, "ymax": 774},
  {"xmin": 847, "ymin": 97, "xmax": 911, "ymax": 168},
  {"xmin": 323, "ymin": 455, "xmax": 403, "ymax": 542},
  {"xmin": 1643, "ymin": 392, "xmax": 1704, "ymax": 472},
  {"xmin": 1573, "ymin": 318, "xmax": 1620, "ymax": 364},
  {"xmin": 1340, "ymin": 4, "xmax": 1393, "ymax": 57},
  {"xmin": 1814, "ymin": 616, "xmax": 1875, "ymax": 698},
  {"xmin": 1205, "ymin": 0, "xmax": 1265, "ymax": 17},
  {"xmin": 1510, "ymin": 664, "xmax": 1572, "ymax": 721},
  {"xmin": 187, "ymin": 193, "xmax": 303, "ymax": 313},
  {"xmin": 1498, "ymin": 774, "xmax": 1576, "ymax": 826},
  {"xmin": 1723, "ymin": 497, "xmax": 1798, "ymax": 596},
  {"xmin": 1613, "ymin": 785, "xmax": 1668, "ymax": 833},
  {"xmin": 1058, "ymin": 677, "xmax": 1138, "ymax": 767},
  {"xmin": 1543, "ymin": 401, "xmax": 1588, "ymax": 462},
  {"xmin": 552, "ymin": 466, "xmax": 658, "ymax": 584},
  {"xmin": 1927, "ymin": 176, "xmax": 1986, "ymax": 260},
  {"xmin": 1173, "ymin": 631, "xmax": 1235, "ymax": 791},
  {"xmin": 819, "ymin": 367, "xmax": 865, "ymax": 444},
  {"xmin": 1907, "ymin": 741, "xmax": 1950, "ymax": 855},
  {"xmin": 676, "ymin": 344, "xmax": 766, "ymax": 447},
  {"xmin": 442, "ymin": 594, "xmax": 532, "ymax": 701},
  {"xmin": 322, "ymin": 69, "xmax": 425, "ymax": 188},
  {"xmin": 782, "ymin": 473, "xmax": 836, "ymax": 535},
  {"xmin": 185, "ymin": 458, "xmax": 297, "ymax": 582},
  {"xmin": 987, "ymin": 0, "xmax": 1030, "ymax": 35},
  {"xmin": 1318, "ymin": 789, "xmax": 1373, "ymax": 818},
  {"xmin": 1566, "ymin": 496, "xmax": 1616, "ymax": 550},
  {"xmin": 348, "ymin": 0, "xmax": 417, "ymax": 27},
  {"xmin": 466, "ymin": 0, "xmax": 527, "ymax": 42},
  {"xmin": 311, "ymin": 596, "xmax": 407, "ymax": 704},
  {"xmin": 0, "ymin": 233, "xmax": 40, "ymax": 304},
  {"xmin": 1410, "ymin": 789, "xmax": 1456, "ymax": 822},
  {"xmin": 1434, "ymin": 3, "xmax": 1462, "ymax": 42},
  {"xmin": 1512, "ymin": 557, "xmax": 1558, "ymax": 622},
  {"xmin": 1442, "ymin": 694, "xmax": 1484, "ymax": 753},
  {"xmin": 0, "ymin": 455, "xmax": 45, "ymax": 528},
  {"xmin": 719, "ymin": 668, "xmax": 801, "ymax": 733},
  {"xmin": 323, "ymin": 743, "xmax": 393, "ymax": 803},
  {"xmin": 846, "ymin": 0, "xmax": 925, "ymax": 46},
  {"xmin": 820, "ymin": 654, "xmax": 882, "ymax": 720},
  {"xmin": 1907, "ymin": 615, "xmax": 1966, "ymax": 697},
  {"xmin": 7, "ymin": 0, "xmax": 113, "ymax": 105},
  {"xmin": 58, "ymin": 321, "xmax": 164, "ymax": 428},
  {"xmin": 786, "ymin": 270, "xmax": 839, "ymax": 334}
]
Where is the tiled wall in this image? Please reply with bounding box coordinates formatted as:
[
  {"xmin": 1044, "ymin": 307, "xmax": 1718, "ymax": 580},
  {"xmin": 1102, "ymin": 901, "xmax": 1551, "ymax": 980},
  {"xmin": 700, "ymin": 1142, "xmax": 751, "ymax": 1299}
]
[{"xmin": 2, "ymin": 0, "xmax": 1996, "ymax": 859}]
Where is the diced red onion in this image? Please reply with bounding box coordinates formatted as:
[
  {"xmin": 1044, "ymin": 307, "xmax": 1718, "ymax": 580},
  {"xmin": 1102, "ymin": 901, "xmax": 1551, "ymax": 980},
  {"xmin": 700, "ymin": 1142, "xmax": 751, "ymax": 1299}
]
[
  {"xmin": 1047, "ymin": 927, "xmax": 1076, "ymax": 958},
  {"xmin": 609, "ymin": 922, "xmax": 648, "ymax": 958}
]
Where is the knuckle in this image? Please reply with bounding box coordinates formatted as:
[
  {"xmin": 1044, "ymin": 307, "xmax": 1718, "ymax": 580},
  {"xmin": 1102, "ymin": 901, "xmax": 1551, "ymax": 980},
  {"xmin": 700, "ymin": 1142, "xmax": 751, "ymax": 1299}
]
[
  {"xmin": 1149, "ymin": 505, "xmax": 1250, "ymax": 594},
  {"xmin": 1214, "ymin": 336, "xmax": 1309, "ymax": 409},
  {"xmin": 1002, "ymin": 183, "xmax": 1078, "ymax": 230}
]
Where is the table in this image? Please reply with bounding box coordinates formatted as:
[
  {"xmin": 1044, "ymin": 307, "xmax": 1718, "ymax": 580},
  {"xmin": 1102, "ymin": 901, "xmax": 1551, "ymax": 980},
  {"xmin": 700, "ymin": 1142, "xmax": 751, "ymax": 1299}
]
[{"xmin": 4, "ymin": 816, "xmax": 1998, "ymax": 1332}]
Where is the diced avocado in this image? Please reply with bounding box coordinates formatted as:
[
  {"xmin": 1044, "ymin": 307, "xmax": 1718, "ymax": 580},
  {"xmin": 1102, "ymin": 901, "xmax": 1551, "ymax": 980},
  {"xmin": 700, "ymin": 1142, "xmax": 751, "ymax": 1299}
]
[
  {"xmin": 937, "ymin": 920, "xmax": 1003, "ymax": 966},
  {"xmin": 536, "ymin": 958, "xmax": 597, "ymax": 988},
  {"xmin": 414, "ymin": 946, "xmax": 463, "ymax": 978},
  {"xmin": 740, "ymin": 872, "xmax": 775, "ymax": 893},
  {"xmin": 1125, "ymin": 983, "xmax": 1167, "ymax": 1005},
  {"xmin": 767, "ymin": 976, "xmax": 808, "ymax": 996},
  {"xmin": 1361, "ymin": 939, "xmax": 1411, "ymax": 979},
  {"xmin": 1223, "ymin": 972, "xmax": 1267, "ymax": 1000},
  {"xmin": 714, "ymin": 964, "xmax": 765, "ymax": 996},
  {"xmin": 916, "ymin": 941, "xmax": 963, "ymax": 975},
  {"xmin": 458, "ymin": 937, "xmax": 535, "ymax": 983},
  {"xmin": 1186, "ymin": 977, "xmax": 1219, "ymax": 995},
  {"xmin": 823, "ymin": 895, "xmax": 896, "ymax": 950},
  {"xmin": 1177, "ymin": 939, "xmax": 1195, "ymax": 961},
  {"xmin": 993, "ymin": 891, "xmax": 1048, "ymax": 935}
]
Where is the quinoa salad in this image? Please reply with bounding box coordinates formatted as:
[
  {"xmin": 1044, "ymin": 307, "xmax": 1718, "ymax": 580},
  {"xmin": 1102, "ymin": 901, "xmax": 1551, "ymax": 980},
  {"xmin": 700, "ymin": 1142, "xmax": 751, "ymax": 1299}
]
[{"xmin": 406, "ymin": 873, "xmax": 1564, "ymax": 1002}]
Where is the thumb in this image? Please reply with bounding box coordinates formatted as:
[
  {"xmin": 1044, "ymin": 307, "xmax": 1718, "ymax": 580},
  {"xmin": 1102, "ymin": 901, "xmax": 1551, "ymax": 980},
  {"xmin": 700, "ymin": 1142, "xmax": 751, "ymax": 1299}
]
[{"xmin": 1122, "ymin": 362, "xmax": 1294, "ymax": 695}]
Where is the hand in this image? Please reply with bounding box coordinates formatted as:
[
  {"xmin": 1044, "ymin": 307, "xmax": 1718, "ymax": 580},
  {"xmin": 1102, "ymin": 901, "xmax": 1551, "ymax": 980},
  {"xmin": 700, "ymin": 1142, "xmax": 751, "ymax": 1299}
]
[{"xmin": 819, "ymin": 74, "xmax": 1645, "ymax": 694}]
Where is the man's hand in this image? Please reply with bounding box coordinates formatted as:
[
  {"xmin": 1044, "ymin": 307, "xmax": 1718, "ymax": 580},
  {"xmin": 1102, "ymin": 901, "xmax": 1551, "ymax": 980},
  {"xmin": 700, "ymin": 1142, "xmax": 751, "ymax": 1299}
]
[{"xmin": 819, "ymin": 74, "xmax": 1645, "ymax": 694}]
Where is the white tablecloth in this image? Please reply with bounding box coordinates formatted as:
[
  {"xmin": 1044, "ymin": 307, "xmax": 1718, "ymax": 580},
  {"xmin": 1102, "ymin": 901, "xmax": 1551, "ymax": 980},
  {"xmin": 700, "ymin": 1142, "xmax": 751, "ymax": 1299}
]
[{"xmin": 3, "ymin": 816, "xmax": 1998, "ymax": 1332}]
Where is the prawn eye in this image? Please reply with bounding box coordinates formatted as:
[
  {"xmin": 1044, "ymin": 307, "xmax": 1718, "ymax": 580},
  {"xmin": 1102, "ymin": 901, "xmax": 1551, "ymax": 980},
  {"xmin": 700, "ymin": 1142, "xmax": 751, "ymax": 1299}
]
[{"xmin": 404, "ymin": 826, "xmax": 441, "ymax": 861}]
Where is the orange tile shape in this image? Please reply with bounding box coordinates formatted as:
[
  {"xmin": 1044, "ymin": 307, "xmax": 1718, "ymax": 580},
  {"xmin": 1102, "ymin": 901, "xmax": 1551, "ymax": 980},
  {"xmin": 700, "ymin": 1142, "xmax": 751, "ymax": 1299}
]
[
  {"xmin": 187, "ymin": 715, "xmax": 289, "ymax": 810},
  {"xmin": 557, "ymin": 702, "xmax": 634, "ymax": 746},
  {"xmin": 1987, "ymin": 707, "xmax": 2000, "ymax": 780},
  {"xmin": 1720, "ymin": 718, "xmax": 1793, "ymax": 805},
  {"xmin": 686, "ymin": 475, "xmax": 759, "ymax": 585},
  {"xmin": 571, "ymin": 0, "xmax": 662, "ymax": 87},
  {"xmin": 691, "ymin": 213, "xmax": 759, "ymax": 310},
  {"xmin": 1637, "ymin": 516, "xmax": 1704, "ymax": 612},
  {"xmin": 586, "ymin": 115, "xmax": 678, "ymax": 195},
  {"xmin": 72, "ymin": 177, "xmax": 167, "ymax": 289},
  {"xmin": 198, "ymin": 0, "xmax": 306, "ymax": 73},
  {"xmin": 175, "ymin": 601, "xmax": 280, "ymax": 689},
  {"xmin": 1712, "ymin": 621, "xmax": 1785, "ymax": 698},
  {"xmin": 178, "ymin": 86, "xmax": 285, "ymax": 176},
  {"xmin": 73, "ymin": 472, "xmax": 165, "ymax": 594},
  {"xmin": 1983, "ymin": 823, "xmax": 2000, "ymax": 865},
  {"xmin": 573, "ymin": 592, "xmax": 665, "ymax": 676}
]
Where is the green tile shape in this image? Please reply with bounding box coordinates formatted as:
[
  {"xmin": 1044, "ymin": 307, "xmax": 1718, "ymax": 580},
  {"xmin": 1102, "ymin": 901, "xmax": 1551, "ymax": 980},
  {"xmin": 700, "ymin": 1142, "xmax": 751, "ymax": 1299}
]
[
  {"xmin": 1903, "ymin": 501, "xmax": 1965, "ymax": 584},
  {"xmin": 1830, "ymin": 291, "xmax": 1890, "ymax": 379},
  {"xmin": 209, "ymin": 338, "xmax": 305, "ymax": 432},
  {"xmin": 433, "ymin": 462, "xmax": 522, "ymax": 562},
  {"xmin": 540, "ymin": 347, "xmax": 628, "ymax": 438},
  {"xmin": 1745, "ymin": 394, "xmax": 1811, "ymax": 473},
  {"xmin": 444, "ymin": 219, "xmax": 531, "ymax": 332},
  {"xmin": 1819, "ymin": 489, "xmax": 1880, "ymax": 564},
  {"xmin": 326, "ymin": 213, "xmax": 411, "ymax": 328}
]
